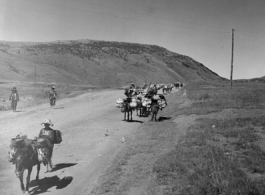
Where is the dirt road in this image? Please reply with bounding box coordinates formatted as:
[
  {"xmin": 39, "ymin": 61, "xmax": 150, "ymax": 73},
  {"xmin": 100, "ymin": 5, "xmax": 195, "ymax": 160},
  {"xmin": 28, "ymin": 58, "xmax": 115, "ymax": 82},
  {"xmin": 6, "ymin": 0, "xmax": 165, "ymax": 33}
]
[{"xmin": 0, "ymin": 89, "xmax": 152, "ymax": 195}]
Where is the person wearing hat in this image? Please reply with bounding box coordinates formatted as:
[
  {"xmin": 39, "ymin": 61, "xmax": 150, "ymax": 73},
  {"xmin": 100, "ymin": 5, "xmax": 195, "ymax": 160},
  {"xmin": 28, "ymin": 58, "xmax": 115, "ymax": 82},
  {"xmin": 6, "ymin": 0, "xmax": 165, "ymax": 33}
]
[
  {"xmin": 130, "ymin": 83, "xmax": 135, "ymax": 89},
  {"xmin": 129, "ymin": 83, "xmax": 136, "ymax": 97},
  {"xmin": 9, "ymin": 87, "xmax": 19, "ymax": 112},
  {"xmin": 38, "ymin": 119, "xmax": 55, "ymax": 172},
  {"xmin": 49, "ymin": 85, "xmax": 58, "ymax": 107}
]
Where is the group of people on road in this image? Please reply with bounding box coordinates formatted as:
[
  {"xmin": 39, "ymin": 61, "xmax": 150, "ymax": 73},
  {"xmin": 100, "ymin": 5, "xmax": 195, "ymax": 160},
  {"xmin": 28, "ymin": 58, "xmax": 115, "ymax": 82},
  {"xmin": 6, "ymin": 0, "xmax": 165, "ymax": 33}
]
[
  {"xmin": 8, "ymin": 85, "xmax": 59, "ymax": 174},
  {"xmin": 9, "ymin": 85, "xmax": 58, "ymax": 112}
]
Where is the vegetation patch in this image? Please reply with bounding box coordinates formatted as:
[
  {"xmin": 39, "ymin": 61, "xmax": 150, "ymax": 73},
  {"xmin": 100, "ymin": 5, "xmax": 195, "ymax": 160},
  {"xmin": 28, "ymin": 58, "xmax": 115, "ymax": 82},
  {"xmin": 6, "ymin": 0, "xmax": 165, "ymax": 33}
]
[
  {"xmin": 152, "ymin": 81, "xmax": 265, "ymax": 195},
  {"xmin": 177, "ymin": 82, "xmax": 265, "ymax": 116}
]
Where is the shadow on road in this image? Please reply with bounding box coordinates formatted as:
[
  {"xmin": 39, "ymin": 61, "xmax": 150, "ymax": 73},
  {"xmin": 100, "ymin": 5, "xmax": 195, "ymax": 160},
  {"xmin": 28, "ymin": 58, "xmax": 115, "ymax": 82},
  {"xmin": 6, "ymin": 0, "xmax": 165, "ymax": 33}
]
[
  {"xmin": 158, "ymin": 116, "xmax": 171, "ymax": 121},
  {"xmin": 51, "ymin": 163, "xmax": 77, "ymax": 172},
  {"xmin": 123, "ymin": 119, "xmax": 143, "ymax": 123},
  {"xmin": 29, "ymin": 176, "xmax": 73, "ymax": 195}
]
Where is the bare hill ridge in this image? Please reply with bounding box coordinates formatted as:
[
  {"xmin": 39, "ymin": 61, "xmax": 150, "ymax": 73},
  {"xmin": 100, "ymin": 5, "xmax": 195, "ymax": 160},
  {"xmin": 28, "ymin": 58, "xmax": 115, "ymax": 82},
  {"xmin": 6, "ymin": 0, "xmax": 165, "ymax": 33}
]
[{"xmin": 0, "ymin": 40, "xmax": 225, "ymax": 87}]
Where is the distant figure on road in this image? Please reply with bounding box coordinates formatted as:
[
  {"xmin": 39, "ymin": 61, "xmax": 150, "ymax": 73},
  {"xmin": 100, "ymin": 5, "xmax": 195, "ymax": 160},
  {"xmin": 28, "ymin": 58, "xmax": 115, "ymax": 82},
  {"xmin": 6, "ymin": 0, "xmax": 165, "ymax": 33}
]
[
  {"xmin": 9, "ymin": 87, "xmax": 19, "ymax": 112},
  {"xmin": 49, "ymin": 86, "xmax": 58, "ymax": 107}
]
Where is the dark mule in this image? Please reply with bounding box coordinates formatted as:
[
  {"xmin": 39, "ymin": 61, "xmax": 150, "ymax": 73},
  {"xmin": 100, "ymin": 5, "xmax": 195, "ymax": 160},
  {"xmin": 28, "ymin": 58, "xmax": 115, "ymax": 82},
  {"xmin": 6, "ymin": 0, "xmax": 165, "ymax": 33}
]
[
  {"xmin": 151, "ymin": 103, "xmax": 160, "ymax": 121},
  {"xmin": 14, "ymin": 143, "xmax": 41, "ymax": 194},
  {"xmin": 121, "ymin": 102, "xmax": 134, "ymax": 121},
  {"xmin": 135, "ymin": 98, "xmax": 146, "ymax": 117}
]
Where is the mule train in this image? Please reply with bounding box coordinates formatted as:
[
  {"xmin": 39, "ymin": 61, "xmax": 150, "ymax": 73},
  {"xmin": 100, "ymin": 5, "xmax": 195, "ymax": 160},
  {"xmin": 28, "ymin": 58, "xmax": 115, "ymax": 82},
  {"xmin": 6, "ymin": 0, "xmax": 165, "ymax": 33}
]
[{"xmin": 115, "ymin": 82, "xmax": 178, "ymax": 121}]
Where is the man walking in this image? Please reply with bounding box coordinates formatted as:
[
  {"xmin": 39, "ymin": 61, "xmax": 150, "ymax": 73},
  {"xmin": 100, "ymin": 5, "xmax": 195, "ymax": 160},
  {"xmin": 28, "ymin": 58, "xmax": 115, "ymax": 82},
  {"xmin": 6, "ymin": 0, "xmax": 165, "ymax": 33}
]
[
  {"xmin": 38, "ymin": 119, "xmax": 55, "ymax": 172},
  {"xmin": 49, "ymin": 86, "xmax": 58, "ymax": 107},
  {"xmin": 9, "ymin": 87, "xmax": 19, "ymax": 112}
]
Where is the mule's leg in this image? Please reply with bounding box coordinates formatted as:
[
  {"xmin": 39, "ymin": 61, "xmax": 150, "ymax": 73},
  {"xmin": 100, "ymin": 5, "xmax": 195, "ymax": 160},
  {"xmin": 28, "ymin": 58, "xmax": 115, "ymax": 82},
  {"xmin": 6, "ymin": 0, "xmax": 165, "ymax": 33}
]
[
  {"xmin": 18, "ymin": 171, "xmax": 25, "ymax": 193},
  {"xmin": 124, "ymin": 112, "xmax": 126, "ymax": 121},
  {"xmin": 130, "ymin": 110, "xmax": 133, "ymax": 121},
  {"xmin": 47, "ymin": 158, "xmax": 53, "ymax": 172},
  {"xmin": 143, "ymin": 107, "xmax": 147, "ymax": 116},
  {"xmin": 25, "ymin": 167, "xmax": 32, "ymax": 192},
  {"xmin": 36, "ymin": 162, "xmax": 40, "ymax": 181}
]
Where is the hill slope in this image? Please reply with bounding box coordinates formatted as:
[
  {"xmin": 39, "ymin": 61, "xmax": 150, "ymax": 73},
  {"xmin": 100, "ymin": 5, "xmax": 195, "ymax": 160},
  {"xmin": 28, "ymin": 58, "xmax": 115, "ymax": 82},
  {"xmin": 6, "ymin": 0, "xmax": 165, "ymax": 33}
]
[{"xmin": 0, "ymin": 40, "xmax": 225, "ymax": 87}]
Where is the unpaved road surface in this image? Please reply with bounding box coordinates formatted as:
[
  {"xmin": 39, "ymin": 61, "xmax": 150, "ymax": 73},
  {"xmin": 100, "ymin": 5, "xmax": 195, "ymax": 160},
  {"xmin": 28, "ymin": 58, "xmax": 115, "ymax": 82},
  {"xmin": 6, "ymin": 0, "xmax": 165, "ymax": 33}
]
[
  {"xmin": 0, "ymin": 89, "xmax": 146, "ymax": 195},
  {"xmin": 0, "ymin": 88, "xmax": 184, "ymax": 195}
]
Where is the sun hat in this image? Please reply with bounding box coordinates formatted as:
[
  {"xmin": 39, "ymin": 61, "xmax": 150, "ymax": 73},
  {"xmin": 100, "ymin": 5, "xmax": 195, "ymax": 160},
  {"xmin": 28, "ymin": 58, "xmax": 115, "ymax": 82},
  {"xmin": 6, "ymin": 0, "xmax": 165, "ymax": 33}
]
[
  {"xmin": 41, "ymin": 119, "xmax": 54, "ymax": 126},
  {"xmin": 11, "ymin": 87, "xmax": 17, "ymax": 91},
  {"xmin": 51, "ymin": 85, "xmax": 55, "ymax": 89}
]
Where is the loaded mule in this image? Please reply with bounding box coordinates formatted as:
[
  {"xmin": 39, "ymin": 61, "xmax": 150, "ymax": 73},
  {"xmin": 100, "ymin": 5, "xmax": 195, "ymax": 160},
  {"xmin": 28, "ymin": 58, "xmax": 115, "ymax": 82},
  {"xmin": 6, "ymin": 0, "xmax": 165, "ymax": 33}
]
[
  {"xmin": 150, "ymin": 94, "xmax": 167, "ymax": 121},
  {"xmin": 162, "ymin": 83, "xmax": 174, "ymax": 95},
  {"xmin": 9, "ymin": 137, "xmax": 41, "ymax": 194},
  {"xmin": 121, "ymin": 98, "xmax": 134, "ymax": 121}
]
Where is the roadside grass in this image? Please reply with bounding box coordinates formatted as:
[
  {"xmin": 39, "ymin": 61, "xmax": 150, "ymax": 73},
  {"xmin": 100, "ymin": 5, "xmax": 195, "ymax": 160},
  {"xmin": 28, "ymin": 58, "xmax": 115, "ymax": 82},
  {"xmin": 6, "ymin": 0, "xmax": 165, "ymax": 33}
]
[
  {"xmin": 177, "ymin": 81, "xmax": 265, "ymax": 115},
  {"xmin": 153, "ymin": 120, "xmax": 265, "ymax": 194},
  {"xmin": 152, "ymin": 81, "xmax": 265, "ymax": 195}
]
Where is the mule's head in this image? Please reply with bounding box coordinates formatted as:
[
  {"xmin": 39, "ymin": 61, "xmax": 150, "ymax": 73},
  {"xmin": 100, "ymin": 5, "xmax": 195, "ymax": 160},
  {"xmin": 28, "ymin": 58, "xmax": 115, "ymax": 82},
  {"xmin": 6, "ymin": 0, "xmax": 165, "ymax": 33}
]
[
  {"xmin": 8, "ymin": 147, "xmax": 18, "ymax": 163},
  {"xmin": 14, "ymin": 148, "xmax": 32, "ymax": 178}
]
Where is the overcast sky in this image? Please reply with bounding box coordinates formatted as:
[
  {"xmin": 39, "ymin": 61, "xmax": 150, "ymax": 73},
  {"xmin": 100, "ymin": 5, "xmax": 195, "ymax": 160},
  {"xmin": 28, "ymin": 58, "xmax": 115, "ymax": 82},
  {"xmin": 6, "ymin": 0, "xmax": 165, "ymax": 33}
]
[{"xmin": 0, "ymin": 0, "xmax": 265, "ymax": 79}]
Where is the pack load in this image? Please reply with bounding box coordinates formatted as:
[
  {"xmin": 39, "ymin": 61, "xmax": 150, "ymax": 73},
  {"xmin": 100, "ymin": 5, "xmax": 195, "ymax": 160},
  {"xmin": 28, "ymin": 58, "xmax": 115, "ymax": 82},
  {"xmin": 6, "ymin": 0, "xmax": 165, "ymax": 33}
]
[
  {"xmin": 129, "ymin": 98, "xmax": 137, "ymax": 108},
  {"xmin": 54, "ymin": 130, "xmax": 62, "ymax": 144},
  {"xmin": 142, "ymin": 98, "xmax": 152, "ymax": 108},
  {"xmin": 34, "ymin": 137, "xmax": 52, "ymax": 164},
  {"xmin": 8, "ymin": 134, "xmax": 28, "ymax": 163},
  {"xmin": 158, "ymin": 99, "xmax": 167, "ymax": 109},
  {"xmin": 153, "ymin": 95, "xmax": 160, "ymax": 100},
  {"xmin": 36, "ymin": 147, "xmax": 50, "ymax": 164},
  {"xmin": 115, "ymin": 98, "xmax": 124, "ymax": 108}
]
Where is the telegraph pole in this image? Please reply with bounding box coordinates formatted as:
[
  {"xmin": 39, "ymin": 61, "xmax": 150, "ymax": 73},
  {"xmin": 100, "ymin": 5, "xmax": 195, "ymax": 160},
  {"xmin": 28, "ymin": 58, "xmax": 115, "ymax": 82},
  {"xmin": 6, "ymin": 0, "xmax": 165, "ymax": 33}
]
[
  {"xmin": 35, "ymin": 65, "xmax": 36, "ymax": 85},
  {"xmin": 230, "ymin": 29, "xmax": 235, "ymax": 89}
]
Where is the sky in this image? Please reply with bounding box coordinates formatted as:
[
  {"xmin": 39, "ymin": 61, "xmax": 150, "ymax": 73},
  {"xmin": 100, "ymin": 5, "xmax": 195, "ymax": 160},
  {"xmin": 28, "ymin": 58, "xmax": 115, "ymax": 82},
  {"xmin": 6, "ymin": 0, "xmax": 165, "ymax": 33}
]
[{"xmin": 0, "ymin": 0, "xmax": 265, "ymax": 80}]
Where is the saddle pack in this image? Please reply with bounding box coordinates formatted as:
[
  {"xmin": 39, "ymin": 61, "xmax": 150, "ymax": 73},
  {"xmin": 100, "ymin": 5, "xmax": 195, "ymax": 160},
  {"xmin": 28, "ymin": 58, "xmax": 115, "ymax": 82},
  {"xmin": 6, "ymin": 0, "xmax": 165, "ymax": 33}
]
[
  {"xmin": 54, "ymin": 130, "xmax": 62, "ymax": 144},
  {"xmin": 115, "ymin": 98, "xmax": 124, "ymax": 108}
]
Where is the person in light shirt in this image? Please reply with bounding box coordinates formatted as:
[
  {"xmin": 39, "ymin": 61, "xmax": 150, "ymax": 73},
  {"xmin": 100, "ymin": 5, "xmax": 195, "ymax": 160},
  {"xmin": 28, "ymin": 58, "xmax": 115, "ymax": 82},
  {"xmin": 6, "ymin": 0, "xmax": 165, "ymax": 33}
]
[{"xmin": 9, "ymin": 87, "xmax": 19, "ymax": 112}]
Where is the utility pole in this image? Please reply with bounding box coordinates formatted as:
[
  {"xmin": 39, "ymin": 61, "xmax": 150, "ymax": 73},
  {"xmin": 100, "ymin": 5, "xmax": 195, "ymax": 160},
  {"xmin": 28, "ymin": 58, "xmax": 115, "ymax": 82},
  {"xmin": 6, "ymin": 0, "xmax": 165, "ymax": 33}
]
[
  {"xmin": 230, "ymin": 29, "xmax": 235, "ymax": 89},
  {"xmin": 35, "ymin": 65, "xmax": 36, "ymax": 85}
]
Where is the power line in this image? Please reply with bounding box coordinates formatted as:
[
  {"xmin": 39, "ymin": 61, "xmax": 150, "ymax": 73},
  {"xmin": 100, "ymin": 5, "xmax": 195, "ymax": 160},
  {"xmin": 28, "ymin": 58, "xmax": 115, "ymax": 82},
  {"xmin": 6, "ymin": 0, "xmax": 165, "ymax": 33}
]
[
  {"xmin": 1, "ymin": 0, "xmax": 265, "ymax": 42},
  {"xmin": 68, "ymin": 0, "xmax": 231, "ymax": 33},
  {"xmin": 0, "ymin": 2, "xmax": 230, "ymax": 42},
  {"xmin": 3, "ymin": 0, "xmax": 231, "ymax": 35},
  {"xmin": 209, "ymin": 35, "xmax": 230, "ymax": 66}
]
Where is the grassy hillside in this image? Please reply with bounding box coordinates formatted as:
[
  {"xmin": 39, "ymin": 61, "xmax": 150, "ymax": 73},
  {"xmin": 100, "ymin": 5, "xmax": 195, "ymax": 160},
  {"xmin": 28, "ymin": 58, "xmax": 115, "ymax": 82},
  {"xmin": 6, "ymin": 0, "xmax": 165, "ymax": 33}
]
[{"xmin": 0, "ymin": 40, "xmax": 226, "ymax": 87}]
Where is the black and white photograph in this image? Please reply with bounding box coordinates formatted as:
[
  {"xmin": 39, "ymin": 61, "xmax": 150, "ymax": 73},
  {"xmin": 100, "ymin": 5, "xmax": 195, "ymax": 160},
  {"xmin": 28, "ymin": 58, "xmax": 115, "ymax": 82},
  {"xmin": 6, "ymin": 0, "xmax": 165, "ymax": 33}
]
[{"xmin": 1, "ymin": 0, "xmax": 265, "ymax": 194}]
